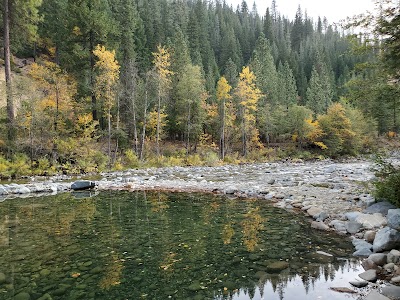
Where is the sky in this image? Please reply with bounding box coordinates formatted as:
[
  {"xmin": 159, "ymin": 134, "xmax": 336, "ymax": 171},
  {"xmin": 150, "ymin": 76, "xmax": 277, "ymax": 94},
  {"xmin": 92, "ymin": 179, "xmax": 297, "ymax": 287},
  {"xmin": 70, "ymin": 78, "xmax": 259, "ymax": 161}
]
[{"xmin": 226, "ymin": 0, "xmax": 376, "ymax": 23}]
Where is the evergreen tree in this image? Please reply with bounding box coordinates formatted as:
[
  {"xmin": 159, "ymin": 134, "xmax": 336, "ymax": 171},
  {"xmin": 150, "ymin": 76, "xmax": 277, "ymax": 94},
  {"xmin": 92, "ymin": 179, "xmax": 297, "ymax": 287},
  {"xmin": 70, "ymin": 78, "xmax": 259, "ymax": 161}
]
[
  {"xmin": 306, "ymin": 51, "xmax": 334, "ymax": 116},
  {"xmin": 66, "ymin": 0, "xmax": 117, "ymax": 122},
  {"xmin": 278, "ymin": 61, "xmax": 298, "ymax": 109},
  {"xmin": 250, "ymin": 35, "xmax": 279, "ymax": 106},
  {"xmin": 175, "ymin": 64, "xmax": 207, "ymax": 153}
]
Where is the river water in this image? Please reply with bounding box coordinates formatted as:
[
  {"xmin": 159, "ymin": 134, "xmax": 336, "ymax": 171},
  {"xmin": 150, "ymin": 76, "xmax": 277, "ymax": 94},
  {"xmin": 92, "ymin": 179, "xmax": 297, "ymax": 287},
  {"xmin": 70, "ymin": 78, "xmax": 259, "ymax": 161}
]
[{"xmin": 0, "ymin": 191, "xmax": 363, "ymax": 300}]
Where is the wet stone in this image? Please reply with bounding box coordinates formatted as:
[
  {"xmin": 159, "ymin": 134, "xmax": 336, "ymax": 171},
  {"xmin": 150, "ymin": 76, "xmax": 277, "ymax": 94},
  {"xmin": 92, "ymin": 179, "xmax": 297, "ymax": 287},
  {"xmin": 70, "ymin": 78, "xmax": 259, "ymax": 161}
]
[
  {"xmin": 15, "ymin": 292, "xmax": 31, "ymax": 300},
  {"xmin": 349, "ymin": 280, "xmax": 368, "ymax": 288},
  {"xmin": 266, "ymin": 261, "xmax": 289, "ymax": 273},
  {"xmin": 359, "ymin": 269, "xmax": 377, "ymax": 282},
  {"xmin": 0, "ymin": 272, "xmax": 6, "ymax": 284},
  {"xmin": 382, "ymin": 284, "xmax": 400, "ymax": 299},
  {"xmin": 188, "ymin": 280, "xmax": 202, "ymax": 292},
  {"xmin": 254, "ymin": 271, "xmax": 267, "ymax": 279}
]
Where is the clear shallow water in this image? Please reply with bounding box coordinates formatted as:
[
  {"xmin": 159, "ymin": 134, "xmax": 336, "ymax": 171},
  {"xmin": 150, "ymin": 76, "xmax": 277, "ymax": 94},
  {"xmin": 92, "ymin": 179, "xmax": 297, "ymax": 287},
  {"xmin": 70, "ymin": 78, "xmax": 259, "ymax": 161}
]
[{"xmin": 0, "ymin": 191, "xmax": 362, "ymax": 300}]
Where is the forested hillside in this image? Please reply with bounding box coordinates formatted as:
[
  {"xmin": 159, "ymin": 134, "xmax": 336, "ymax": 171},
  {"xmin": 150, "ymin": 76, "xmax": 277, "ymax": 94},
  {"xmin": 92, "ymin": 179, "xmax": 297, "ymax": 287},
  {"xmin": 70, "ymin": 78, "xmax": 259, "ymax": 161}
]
[{"xmin": 0, "ymin": 0, "xmax": 399, "ymax": 176}]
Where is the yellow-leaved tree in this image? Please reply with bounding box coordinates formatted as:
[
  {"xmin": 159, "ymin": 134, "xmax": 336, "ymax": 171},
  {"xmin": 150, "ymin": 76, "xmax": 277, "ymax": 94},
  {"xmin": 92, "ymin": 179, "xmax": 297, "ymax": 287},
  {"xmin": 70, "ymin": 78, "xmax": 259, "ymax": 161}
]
[
  {"xmin": 317, "ymin": 103, "xmax": 356, "ymax": 156},
  {"xmin": 28, "ymin": 58, "xmax": 76, "ymax": 161},
  {"xmin": 93, "ymin": 45, "xmax": 120, "ymax": 168},
  {"xmin": 152, "ymin": 45, "xmax": 174, "ymax": 157},
  {"xmin": 234, "ymin": 66, "xmax": 262, "ymax": 156},
  {"xmin": 216, "ymin": 76, "xmax": 232, "ymax": 160}
]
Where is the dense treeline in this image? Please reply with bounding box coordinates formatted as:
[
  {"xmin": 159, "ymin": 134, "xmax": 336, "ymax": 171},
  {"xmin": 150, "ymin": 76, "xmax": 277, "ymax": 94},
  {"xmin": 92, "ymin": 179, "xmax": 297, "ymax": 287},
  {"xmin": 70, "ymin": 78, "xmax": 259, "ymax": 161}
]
[{"xmin": 0, "ymin": 0, "xmax": 399, "ymax": 175}]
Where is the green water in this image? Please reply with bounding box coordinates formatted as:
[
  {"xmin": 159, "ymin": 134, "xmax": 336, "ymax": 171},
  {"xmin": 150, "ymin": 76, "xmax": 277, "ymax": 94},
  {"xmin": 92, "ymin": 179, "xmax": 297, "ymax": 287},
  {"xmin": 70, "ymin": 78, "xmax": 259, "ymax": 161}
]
[{"xmin": 0, "ymin": 191, "xmax": 361, "ymax": 300}]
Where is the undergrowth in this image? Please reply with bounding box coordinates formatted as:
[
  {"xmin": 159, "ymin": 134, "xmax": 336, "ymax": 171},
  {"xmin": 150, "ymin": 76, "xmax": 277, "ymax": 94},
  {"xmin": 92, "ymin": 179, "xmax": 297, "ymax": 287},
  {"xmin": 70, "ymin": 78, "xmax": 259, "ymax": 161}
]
[{"xmin": 373, "ymin": 155, "xmax": 400, "ymax": 207}]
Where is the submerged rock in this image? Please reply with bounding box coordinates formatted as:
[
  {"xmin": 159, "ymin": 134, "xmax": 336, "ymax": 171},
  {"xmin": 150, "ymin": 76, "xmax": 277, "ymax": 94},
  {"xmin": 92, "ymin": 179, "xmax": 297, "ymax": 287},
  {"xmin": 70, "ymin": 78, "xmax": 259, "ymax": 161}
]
[
  {"xmin": 266, "ymin": 261, "xmax": 289, "ymax": 273},
  {"xmin": 14, "ymin": 292, "xmax": 31, "ymax": 300}
]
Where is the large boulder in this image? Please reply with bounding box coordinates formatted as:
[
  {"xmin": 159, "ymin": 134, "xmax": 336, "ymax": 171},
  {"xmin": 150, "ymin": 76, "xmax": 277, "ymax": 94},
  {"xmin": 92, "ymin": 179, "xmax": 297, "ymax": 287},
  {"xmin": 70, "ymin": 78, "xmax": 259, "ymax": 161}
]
[
  {"xmin": 356, "ymin": 213, "xmax": 387, "ymax": 229},
  {"xmin": 373, "ymin": 227, "xmax": 400, "ymax": 252},
  {"xmin": 364, "ymin": 201, "xmax": 397, "ymax": 216},
  {"xmin": 387, "ymin": 209, "xmax": 400, "ymax": 231}
]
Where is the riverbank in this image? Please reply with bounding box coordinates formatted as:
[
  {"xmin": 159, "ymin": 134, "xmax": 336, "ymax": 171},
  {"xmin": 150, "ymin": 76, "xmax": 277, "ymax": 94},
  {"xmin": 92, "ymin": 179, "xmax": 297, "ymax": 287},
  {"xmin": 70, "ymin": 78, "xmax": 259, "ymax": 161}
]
[{"xmin": 1, "ymin": 157, "xmax": 400, "ymax": 299}]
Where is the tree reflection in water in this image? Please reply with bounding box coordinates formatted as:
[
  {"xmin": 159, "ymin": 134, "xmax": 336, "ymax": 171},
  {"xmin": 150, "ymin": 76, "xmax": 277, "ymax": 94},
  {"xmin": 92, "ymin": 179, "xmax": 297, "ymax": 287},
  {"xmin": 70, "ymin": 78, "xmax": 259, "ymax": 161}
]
[{"xmin": 0, "ymin": 191, "xmax": 361, "ymax": 300}]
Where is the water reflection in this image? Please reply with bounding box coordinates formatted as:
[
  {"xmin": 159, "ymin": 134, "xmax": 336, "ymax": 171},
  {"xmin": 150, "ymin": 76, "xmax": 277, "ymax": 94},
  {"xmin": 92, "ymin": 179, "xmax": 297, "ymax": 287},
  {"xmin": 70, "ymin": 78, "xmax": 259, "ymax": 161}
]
[{"xmin": 0, "ymin": 191, "xmax": 361, "ymax": 299}]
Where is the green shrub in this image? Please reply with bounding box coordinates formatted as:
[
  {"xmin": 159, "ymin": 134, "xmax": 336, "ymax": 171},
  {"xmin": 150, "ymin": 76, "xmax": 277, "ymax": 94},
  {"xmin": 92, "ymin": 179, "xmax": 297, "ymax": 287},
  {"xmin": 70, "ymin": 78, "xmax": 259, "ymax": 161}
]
[
  {"xmin": 124, "ymin": 149, "xmax": 140, "ymax": 169},
  {"xmin": 33, "ymin": 157, "xmax": 56, "ymax": 175},
  {"xmin": 374, "ymin": 157, "xmax": 400, "ymax": 207},
  {"xmin": 10, "ymin": 153, "xmax": 31, "ymax": 178},
  {"xmin": 185, "ymin": 154, "xmax": 202, "ymax": 166},
  {"xmin": 0, "ymin": 155, "xmax": 11, "ymax": 178},
  {"xmin": 201, "ymin": 151, "xmax": 220, "ymax": 166}
]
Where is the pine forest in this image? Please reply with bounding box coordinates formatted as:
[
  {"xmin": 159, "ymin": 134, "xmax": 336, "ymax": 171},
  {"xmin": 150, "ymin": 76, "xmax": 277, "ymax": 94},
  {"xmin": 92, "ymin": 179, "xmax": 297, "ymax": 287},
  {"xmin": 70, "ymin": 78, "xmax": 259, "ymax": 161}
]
[{"xmin": 0, "ymin": 0, "xmax": 399, "ymax": 176}]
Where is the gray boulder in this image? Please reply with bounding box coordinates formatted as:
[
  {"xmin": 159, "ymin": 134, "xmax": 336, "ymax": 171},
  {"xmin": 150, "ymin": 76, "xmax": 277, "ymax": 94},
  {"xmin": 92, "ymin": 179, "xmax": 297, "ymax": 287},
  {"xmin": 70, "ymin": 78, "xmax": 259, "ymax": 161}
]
[
  {"xmin": 373, "ymin": 227, "xmax": 400, "ymax": 252},
  {"xmin": 364, "ymin": 291, "xmax": 390, "ymax": 300},
  {"xmin": 388, "ymin": 209, "xmax": 400, "ymax": 230},
  {"xmin": 346, "ymin": 221, "xmax": 362, "ymax": 234},
  {"xmin": 352, "ymin": 238, "xmax": 373, "ymax": 251},
  {"xmin": 352, "ymin": 238, "xmax": 373, "ymax": 257},
  {"xmin": 382, "ymin": 284, "xmax": 400, "ymax": 300},
  {"xmin": 354, "ymin": 248, "xmax": 373, "ymax": 257},
  {"xmin": 345, "ymin": 211, "xmax": 362, "ymax": 222},
  {"xmin": 368, "ymin": 253, "xmax": 387, "ymax": 266},
  {"xmin": 356, "ymin": 213, "xmax": 387, "ymax": 229},
  {"xmin": 362, "ymin": 258, "xmax": 378, "ymax": 270},
  {"xmin": 359, "ymin": 269, "xmax": 377, "ymax": 282},
  {"xmin": 364, "ymin": 201, "xmax": 397, "ymax": 216},
  {"xmin": 388, "ymin": 249, "xmax": 400, "ymax": 264},
  {"xmin": 330, "ymin": 220, "xmax": 347, "ymax": 233}
]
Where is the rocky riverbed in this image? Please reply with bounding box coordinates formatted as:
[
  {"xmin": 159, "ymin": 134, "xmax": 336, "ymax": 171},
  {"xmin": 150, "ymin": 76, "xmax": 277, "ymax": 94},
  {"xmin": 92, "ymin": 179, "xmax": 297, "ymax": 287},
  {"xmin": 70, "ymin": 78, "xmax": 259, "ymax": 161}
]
[{"xmin": 1, "ymin": 157, "xmax": 400, "ymax": 299}]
